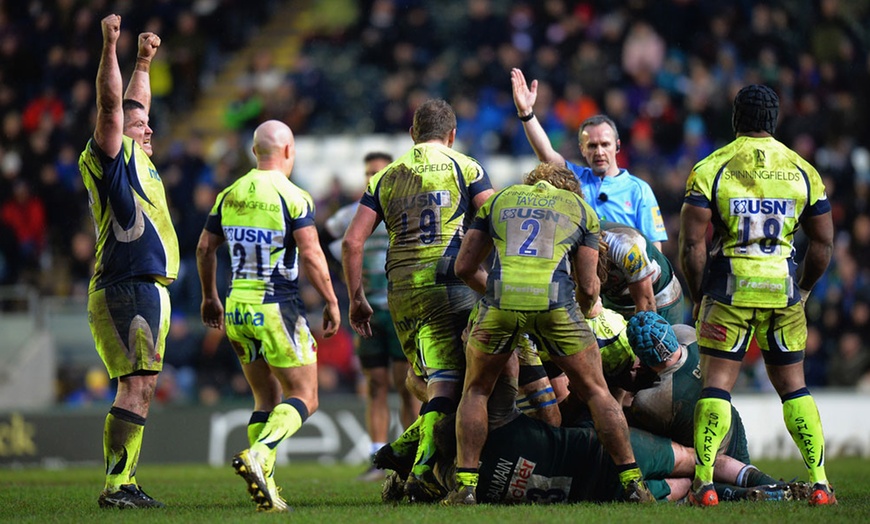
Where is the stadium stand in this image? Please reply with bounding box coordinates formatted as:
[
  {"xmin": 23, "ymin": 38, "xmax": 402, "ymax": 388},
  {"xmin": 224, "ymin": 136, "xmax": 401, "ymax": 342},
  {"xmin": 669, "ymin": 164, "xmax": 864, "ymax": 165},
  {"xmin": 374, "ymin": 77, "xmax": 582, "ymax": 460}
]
[{"xmin": 0, "ymin": 0, "xmax": 868, "ymax": 405}]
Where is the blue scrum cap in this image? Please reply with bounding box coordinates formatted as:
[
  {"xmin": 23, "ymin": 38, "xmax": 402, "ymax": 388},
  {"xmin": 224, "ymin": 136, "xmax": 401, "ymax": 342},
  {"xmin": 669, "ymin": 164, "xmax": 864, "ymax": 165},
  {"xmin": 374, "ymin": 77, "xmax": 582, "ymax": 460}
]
[{"xmin": 626, "ymin": 311, "xmax": 679, "ymax": 367}]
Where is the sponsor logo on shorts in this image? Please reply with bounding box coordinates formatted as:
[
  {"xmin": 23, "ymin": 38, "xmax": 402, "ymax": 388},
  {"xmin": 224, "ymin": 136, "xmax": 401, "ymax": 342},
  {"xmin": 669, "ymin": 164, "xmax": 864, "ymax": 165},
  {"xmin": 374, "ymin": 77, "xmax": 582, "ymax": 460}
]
[
  {"xmin": 225, "ymin": 309, "xmax": 265, "ymax": 326},
  {"xmin": 699, "ymin": 321, "xmax": 727, "ymax": 342},
  {"xmin": 394, "ymin": 315, "xmax": 421, "ymax": 332}
]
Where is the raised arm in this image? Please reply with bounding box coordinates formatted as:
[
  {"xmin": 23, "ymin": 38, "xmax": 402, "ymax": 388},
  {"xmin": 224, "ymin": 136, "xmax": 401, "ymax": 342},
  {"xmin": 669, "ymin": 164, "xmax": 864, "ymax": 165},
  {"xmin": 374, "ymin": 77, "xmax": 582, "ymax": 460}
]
[
  {"xmin": 511, "ymin": 68, "xmax": 566, "ymax": 165},
  {"xmin": 295, "ymin": 225, "xmax": 341, "ymax": 337},
  {"xmin": 124, "ymin": 31, "xmax": 161, "ymax": 113},
  {"xmin": 93, "ymin": 14, "xmax": 124, "ymax": 157}
]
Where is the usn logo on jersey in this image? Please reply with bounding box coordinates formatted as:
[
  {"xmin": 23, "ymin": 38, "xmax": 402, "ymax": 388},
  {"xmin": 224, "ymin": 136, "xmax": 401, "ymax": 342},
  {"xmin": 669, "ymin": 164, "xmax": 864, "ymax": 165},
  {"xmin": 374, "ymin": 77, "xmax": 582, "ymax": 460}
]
[{"xmin": 729, "ymin": 198, "xmax": 795, "ymax": 217}]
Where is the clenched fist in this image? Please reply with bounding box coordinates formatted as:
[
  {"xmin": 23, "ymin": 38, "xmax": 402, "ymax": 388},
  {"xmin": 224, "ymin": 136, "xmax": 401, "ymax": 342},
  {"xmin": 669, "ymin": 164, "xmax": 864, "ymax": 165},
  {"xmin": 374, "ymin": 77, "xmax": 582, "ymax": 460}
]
[
  {"xmin": 137, "ymin": 32, "xmax": 161, "ymax": 61},
  {"xmin": 101, "ymin": 14, "xmax": 121, "ymax": 45}
]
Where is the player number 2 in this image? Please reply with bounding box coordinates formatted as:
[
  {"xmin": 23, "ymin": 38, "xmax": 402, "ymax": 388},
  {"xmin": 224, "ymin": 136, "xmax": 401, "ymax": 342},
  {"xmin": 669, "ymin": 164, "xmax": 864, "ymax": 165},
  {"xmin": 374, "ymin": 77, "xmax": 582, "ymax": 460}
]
[{"xmin": 518, "ymin": 219, "xmax": 540, "ymax": 256}]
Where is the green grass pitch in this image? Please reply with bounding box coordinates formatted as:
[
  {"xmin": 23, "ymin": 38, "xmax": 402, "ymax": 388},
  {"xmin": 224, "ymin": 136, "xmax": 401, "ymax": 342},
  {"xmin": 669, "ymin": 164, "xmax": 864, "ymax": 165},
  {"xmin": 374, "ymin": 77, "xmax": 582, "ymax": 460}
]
[{"xmin": 1, "ymin": 458, "xmax": 867, "ymax": 523}]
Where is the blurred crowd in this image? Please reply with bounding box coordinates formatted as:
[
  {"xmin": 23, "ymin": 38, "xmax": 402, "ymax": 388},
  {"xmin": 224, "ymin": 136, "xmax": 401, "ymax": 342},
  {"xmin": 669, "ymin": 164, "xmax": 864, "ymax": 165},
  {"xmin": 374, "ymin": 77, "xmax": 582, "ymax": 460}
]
[{"xmin": 1, "ymin": 0, "xmax": 869, "ymax": 405}]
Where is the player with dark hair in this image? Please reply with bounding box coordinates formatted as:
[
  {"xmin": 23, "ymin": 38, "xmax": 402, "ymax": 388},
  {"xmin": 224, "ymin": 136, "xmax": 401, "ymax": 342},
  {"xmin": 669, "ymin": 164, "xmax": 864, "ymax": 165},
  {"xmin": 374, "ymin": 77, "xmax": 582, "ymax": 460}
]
[
  {"xmin": 78, "ymin": 14, "xmax": 178, "ymax": 509},
  {"xmin": 197, "ymin": 120, "xmax": 341, "ymax": 512},
  {"xmin": 680, "ymin": 84, "xmax": 836, "ymax": 506},
  {"xmin": 449, "ymin": 162, "xmax": 653, "ymax": 504},
  {"xmin": 343, "ymin": 98, "xmax": 494, "ymax": 501},
  {"xmin": 326, "ymin": 151, "xmax": 421, "ymax": 481},
  {"xmin": 511, "ymin": 69, "xmax": 667, "ymax": 249}
]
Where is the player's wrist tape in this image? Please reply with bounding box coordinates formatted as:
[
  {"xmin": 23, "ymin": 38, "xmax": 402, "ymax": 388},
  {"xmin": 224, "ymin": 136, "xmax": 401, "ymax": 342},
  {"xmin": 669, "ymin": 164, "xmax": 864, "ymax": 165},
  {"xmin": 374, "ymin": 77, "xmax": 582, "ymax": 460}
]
[
  {"xmin": 134, "ymin": 56, "xmax": 151, "ymax": 72},
  {"xmin": 518, "ymin": 111, "xmax": 535, "ymax": 122}
]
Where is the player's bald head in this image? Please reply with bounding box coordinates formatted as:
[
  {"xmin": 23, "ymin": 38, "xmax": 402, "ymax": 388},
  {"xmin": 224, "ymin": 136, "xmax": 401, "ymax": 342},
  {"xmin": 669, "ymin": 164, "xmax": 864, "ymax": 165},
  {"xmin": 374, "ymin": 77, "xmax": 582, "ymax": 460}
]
[{"xmin": 253, "ymin": 120, "xmax": 294, "ymax": 157}]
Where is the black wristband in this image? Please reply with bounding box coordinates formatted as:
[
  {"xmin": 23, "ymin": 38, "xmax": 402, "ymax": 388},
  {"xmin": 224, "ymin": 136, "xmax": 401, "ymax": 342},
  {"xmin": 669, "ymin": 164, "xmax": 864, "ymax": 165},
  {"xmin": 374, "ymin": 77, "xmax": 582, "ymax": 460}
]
[{"xmin": 518, "ymin": 111, "xmax": 535, "ymax": 122}]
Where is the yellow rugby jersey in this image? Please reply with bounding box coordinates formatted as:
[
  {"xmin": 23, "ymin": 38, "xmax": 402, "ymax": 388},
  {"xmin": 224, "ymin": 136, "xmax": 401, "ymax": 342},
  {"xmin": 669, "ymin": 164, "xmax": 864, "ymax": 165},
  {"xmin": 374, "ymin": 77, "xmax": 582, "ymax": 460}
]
[
  {"xmin": 360, "ymin": 142, "xmax": 492, "ymax": 290},
  {"xmin": 204, "ymin": 169, "xmax": 316, "ymax": 304},
  {"xmin": 684, "ymin": 136, "xmax": 831, "ymax": 307},
  {"xmin": 470, "ymin": 180, "xmax": 599, "ymax": 311},
  {"xmin": 79, "ymin": 136, "xmax": 179, "ymax": 292}
]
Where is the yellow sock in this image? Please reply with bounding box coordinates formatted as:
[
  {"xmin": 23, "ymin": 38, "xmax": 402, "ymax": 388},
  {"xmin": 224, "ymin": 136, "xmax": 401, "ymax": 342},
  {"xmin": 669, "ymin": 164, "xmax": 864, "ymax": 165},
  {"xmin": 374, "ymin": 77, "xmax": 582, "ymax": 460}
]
[
  {"xmin": 412, "ymin": 410, "xmax": 446, "ymax": 476},
  {"xmin": 782, "ymin": 391, "xmax": 828, "ymax": 484},
  {"xmin": 456, "ymin": 469, "xmax": 479, "ymax": 488},
  {"xmin": 693, "ymin": 394, "xmax": 731, "ymax": 485},
  {"xmin": 247, "ymin": 411, "xmax": 269, "ymax": 446},
  {"xmin": 252, "ymin": 403, "xmax": 304, "ymax": 455},
  {"xmin": 391, "ymin": 415, "xmax": 422, "ymax": 455},
  {"xmin": 103, "ymin": 407, "xmax": 145, "ymax": 491}
]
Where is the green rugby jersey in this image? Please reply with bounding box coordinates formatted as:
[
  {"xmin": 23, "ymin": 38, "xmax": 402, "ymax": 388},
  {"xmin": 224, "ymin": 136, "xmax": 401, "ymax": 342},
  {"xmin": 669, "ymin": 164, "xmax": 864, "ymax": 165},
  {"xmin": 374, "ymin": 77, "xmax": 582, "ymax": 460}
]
[
  {"xmin": 204, "ymin": 169, "xmax": 316, "ymax": 304},
  {"xmin": 478, "ymin": 416, "xmax": 674, "ymax": 503},
  {"xmin": 469, "ymin": 181, "xmax": 599, "ymax": 311},
  {"xmin": 685, "ymin": 136, "xmax": 831, "ymax": 307},
  {"xmin": 629, "ymin": 325, "xmax": 747, "ymax": 460},
  {"xmin": 79, "ymin": 136, "xmax": 179, "ymax": 292},
  {"xmin": 599, "ymin": 221, "xmax": 677, "ymax": 309},
  {"xmin": 360, "ymin": 142, "xmax": 492, "ymax": 290}
]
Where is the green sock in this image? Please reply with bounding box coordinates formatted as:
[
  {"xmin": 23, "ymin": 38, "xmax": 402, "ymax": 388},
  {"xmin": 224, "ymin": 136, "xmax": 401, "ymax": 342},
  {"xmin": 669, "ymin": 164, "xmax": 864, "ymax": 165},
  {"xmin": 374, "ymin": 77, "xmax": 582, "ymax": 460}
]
[
  {"xmin": 247, "ymin": 412, "xmax": 269, "ymax": 446},
  {"xmin": 782, "ymin": 393, "xmax": 828, "ymax": 484},
  {"xmin": 411, "ymin": 410, "xmax": 446, "ymax": 476},
  {"xmin": 616, "ymin": 464, "xmax": 643, "ymax": 488},
  {"xmin": 456, "ymin": 468, "xmax": 479, "ymax": 488},
  {"xmin": 252, "ymin": 403, "xmax": 304, "ymax": 455},
  {"xmin": 391, "ymin": 415, "xmax": 422, "ymax": 456},
  {"xmin": 693, "ymin": 397, "xmax": 731, "ymax": 485},
  {"xmin": 103, "ymin": 407, "xmax": 145, "ymax": 491},
  {"xmin": 248, "ymin": 411, "xmax": 271, "ymax": 475}
]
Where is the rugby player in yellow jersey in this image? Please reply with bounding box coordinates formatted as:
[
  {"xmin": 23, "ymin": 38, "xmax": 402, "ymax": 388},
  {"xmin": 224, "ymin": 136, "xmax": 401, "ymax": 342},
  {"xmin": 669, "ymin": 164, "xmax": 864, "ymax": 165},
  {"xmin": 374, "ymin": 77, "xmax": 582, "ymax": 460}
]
[
  {"xmin": 343, "ymin": 99, "xmax": 493, "ymax": 501},
  {"xmin": 448, "ymin": 162, "xmax": 653, "ymax": 505},
  {"xmin": 197, "ymin": 120, "xmax": 341, "ymax": 512},
  {"xmin": 78, "ymin": 15, "xmax": 178, "ymax": 509},
  {"xmin": 680, "ymin": 85, "xmax": 836, "ymax": 506}
]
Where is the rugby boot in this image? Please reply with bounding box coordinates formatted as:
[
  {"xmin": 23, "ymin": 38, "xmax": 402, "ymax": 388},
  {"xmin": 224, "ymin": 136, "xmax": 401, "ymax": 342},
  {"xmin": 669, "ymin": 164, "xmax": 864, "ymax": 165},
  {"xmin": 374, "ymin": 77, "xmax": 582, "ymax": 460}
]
[
  {"xmin": 232, "ymin": 448, "xmax": 273, "ymax": 510},
  {"xmin": 808, "ymin": 482, "xmax": 838, "ymax": 506},
  {"xmin": 373, "ymin": 444, "xmax": 415, "ymax": 478},
  {"xmin": 98, "ymin": 484, "xmax": 165, "ymax": 509},
  {"xmin": 441, "ymin": 485, "xmax": 477, "ymax": 506},
  {"xmin": 382, "ymin": 471, "xmax": 407, "ymax": 503},
  {"xmin": 404, "ymin": 466, "xmax": 448, "ymax": 503},
  {"xmin": 688, "ymin": 482, "xmax": 719, "ymax": 507},
  {"xmin": 623, "ymin": 479, "xmax": 655, "ymax": 503}
]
